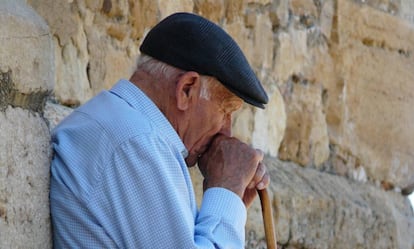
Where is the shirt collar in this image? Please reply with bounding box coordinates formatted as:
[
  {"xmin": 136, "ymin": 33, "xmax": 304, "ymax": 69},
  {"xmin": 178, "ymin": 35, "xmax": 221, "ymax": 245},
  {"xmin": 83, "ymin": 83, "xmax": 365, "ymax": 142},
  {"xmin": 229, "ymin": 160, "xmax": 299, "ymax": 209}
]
[{"xmin": 110, "ymin": 79, "xmax": 188, "ymax": 158}]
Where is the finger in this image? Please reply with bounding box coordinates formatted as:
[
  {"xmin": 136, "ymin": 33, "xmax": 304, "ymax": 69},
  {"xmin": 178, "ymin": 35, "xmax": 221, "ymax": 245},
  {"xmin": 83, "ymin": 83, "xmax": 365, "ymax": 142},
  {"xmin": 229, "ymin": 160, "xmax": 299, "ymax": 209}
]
[
  {"xmin": 256, "ymin": 172, "xmax": 270, "ymax": 190},
  {"xmin": 255, "ymin": 149, "xmax": 264, "ymax": 162},
  {"xmin": 248, "ymin": 162, "xmax": 266, "ymax": 188}
]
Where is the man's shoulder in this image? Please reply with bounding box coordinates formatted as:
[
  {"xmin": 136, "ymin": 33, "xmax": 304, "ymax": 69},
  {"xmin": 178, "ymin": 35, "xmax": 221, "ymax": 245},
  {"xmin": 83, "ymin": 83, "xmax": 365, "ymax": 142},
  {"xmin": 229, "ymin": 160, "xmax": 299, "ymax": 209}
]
[{"xmin": 55, "ymin": 90, "xmax": 154, "ymax": 147}]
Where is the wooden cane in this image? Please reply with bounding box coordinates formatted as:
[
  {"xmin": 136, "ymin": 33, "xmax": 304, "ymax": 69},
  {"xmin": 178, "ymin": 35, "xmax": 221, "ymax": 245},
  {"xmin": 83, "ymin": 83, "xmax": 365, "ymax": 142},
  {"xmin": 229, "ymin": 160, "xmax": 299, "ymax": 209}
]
[{"xmin": 258, "ymin": 188, "xmax": 277, "ymax": 249}]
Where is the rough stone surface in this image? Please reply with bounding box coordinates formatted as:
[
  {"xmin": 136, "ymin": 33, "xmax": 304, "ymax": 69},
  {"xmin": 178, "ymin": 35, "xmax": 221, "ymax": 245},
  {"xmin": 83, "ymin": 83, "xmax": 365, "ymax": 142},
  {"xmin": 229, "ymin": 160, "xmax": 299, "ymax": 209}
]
[
  {"xmin": 43, "ymin": 100, "xmax": 74, "ymax": 132},
  {"xmin": 0, "ymin": 106, "xmax": 52, "ymax": 249},
  {"xmin": 325, "ymin": 0, "xmax": 414, "ymax": 191},
  {"xmin": 256, "ymin": 157, "xmax": 414, "ymax": 249},
  {"xmin": 0, "ymin": 0, "xmax": 54, "ymax": 95},
  {"xmin": 190, "ymin": 157, "xmax": 414, "ymax": 249},
  {"xmin": 2, "ymin": 0, "xmax": 414, "ymax": 248},
  {"xmin": 251, "ymin": 89, "xmax": 287, "ymax": 158},
  {"xmin": 278, "ymin": 76, "xmax": 330, "ymax": 167},
  {"xmin": 0, "ymin": 1, "xmax": 53, "ymax": 248}
]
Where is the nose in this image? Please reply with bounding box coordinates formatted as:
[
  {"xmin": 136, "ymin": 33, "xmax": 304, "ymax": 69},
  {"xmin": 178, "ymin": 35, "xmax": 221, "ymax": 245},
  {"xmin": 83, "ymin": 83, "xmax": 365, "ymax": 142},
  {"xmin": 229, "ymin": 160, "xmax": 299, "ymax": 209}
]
[{"xmin": 219, "ymin": 114, "xmax": 232, "ymax": 137}]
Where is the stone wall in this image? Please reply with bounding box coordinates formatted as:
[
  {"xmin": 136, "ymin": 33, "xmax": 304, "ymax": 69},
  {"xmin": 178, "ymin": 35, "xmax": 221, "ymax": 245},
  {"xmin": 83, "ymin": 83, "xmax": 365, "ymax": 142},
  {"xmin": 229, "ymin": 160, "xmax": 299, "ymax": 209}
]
[
  {"xmin": 0, "ymin": 0, "xmax": 53, "ymax": 247},
  {"xmin": 1, "ymin": 0, "xmax": 413, "ymax": 248}
]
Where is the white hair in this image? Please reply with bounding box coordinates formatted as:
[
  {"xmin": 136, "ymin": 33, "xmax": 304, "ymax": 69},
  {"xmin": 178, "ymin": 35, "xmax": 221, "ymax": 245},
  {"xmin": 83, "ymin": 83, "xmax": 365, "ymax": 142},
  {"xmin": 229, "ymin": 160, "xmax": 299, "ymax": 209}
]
[
  {"xmin": 136, "ymin": 54, "xmax": 181, "ymax": 80},
  {"xmin": 136, "ymin": 54, "xmax": 216, "ymax": 100}
]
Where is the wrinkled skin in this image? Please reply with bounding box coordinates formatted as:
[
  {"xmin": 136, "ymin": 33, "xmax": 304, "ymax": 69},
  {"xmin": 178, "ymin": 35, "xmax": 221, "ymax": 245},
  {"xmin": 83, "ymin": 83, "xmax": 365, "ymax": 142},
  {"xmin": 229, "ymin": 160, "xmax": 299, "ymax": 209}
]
[
  {"xmin": 198, "ymin": 134, "xmax": 270, "ymax": 208},
  {"xmin": 132, "ymin": 69, "xmax": 270, "ymax": 208}
]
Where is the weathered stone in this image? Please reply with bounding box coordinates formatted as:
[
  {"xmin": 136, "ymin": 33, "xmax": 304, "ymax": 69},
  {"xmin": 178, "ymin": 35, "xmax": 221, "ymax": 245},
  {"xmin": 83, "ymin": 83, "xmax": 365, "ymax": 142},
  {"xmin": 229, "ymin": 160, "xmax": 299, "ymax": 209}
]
[
  {"xmin": 106, "ymin": 23, "xmax": 128, "ymax": 41},
  {"xmin": 399, "ymin": 1, "xmax": 414, "ymax": 24},
  {"xmin": 158, "ymin": 0, "xmax": 194, "ymax": 19},
  {"xmin": 251, "ymin": 88, "xmax": 287, "ymax": 158},
  {"xmin": 247, "ymin": 0, "xmax": 271, "ymax": 5},
  {"xmin": 319, "ymin": 0, "xmax": 335, "ymax": 40},
  {"xmin": 278, "ymin": 76, "xmax": 330, "ymax": 167},
  {"xmin": 0, "ymin": 70, "xmax": 49, "ymax": 112},
  {"xmin": 103, "ymin": 44, "xmax": 138, "ymax": 88},
  {"xmin": 362, "ymin": 0, "xmax": 400, "ymax": 15},
  {"xmin": 194, "ymin": 0, "xmax": 225, "ymax": 23},
  {"xmin": 0, "ymin": 106, "xmax": 52, "ymax": 249},
  {"xmin": 274, "ymin": 29, "xmax": 309, "ymax": 82},
  {"xmin": 251, "ymin": 12, "xmax": 274, "ymax": 70},
  {"xmin": 128, "ymin": 0, "xmax": 158, "ymax": 40},
  {"xmin": 5, "ymin": 0, "xmax": 413, "ymax": 247},
  {"xmin": 232, "ymin": 105, "xmax": 254, "ymax": 145},
  {"xmin": 269, "ymin": 0, "xmax": 290, "ymax": 29},
  {"xmin": 26, "ymin": 0, "xmax": 78, "ymax": 46},
  {"xmin": 85, "ymin": 0, "xmax": 104, "ymax": 11},
  {"xmin": 325, "ymin": 0, "xmax": 414, "ymax": 191},
  {"xmin": 101, "ymin": 0, "xmax": 129, "ymax": 18},
  {"xmin": 248, "ymin": 157, "xmax": 414, "ymax": 249},
  {"xmin": 0, "ymin": 0, "xmax": 54, "ymax": 95},
  {"xmin": 336, "ymin": 0, "xmax": 414, "ymax": 51},
  {"xmin": 225, "ymin": 0, "xmax": 245, "ymax": 23},
  {"xmin": 191, "ymin": 157, "xmax": 414, "ymax": 249},
  {"xmin": 289, "ymin": 0, "xmax": 318, "ymax": 19},
  {"xmin": 53, "ymin": 28, "xmax": 92, "ymax": 106},
  {"xmin": 43, "ymin": 101, "xmax": 73, "ymax": 132}
]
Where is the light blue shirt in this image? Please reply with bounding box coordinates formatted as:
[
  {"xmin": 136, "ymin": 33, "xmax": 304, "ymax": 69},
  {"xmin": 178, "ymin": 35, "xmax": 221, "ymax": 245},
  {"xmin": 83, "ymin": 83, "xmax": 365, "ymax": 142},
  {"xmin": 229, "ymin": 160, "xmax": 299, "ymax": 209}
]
[{"xmin": 50, "ymin": 79, "xmax": 247, "ymax": 248}]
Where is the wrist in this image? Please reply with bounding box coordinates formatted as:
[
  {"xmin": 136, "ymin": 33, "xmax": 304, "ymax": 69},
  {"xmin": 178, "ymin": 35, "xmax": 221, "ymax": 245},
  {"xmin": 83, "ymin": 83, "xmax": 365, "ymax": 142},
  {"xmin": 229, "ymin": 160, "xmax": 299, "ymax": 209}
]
[{"xmin": 203, "ymin": 178, "xmax": 245, "ymax": 198}]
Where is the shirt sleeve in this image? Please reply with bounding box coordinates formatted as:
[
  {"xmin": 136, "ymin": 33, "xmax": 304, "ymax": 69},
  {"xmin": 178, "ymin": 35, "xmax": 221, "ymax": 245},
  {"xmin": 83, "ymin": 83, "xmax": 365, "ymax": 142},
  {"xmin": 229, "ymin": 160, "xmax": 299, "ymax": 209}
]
[
  {"xmin": 86, "ymin": 133, "xmax": 246, "ymax": 249},
  {"xmin": 196, "ymin": 188, "xmax": 247, "ymax": 248}
]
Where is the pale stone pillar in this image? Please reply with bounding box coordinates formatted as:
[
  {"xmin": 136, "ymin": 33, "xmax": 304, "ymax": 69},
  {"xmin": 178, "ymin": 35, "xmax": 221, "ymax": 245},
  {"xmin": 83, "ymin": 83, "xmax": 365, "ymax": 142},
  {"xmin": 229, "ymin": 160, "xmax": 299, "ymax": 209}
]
[{"xmin": 0, "ymin": 0, "xmax": 54, "ymax": 248}]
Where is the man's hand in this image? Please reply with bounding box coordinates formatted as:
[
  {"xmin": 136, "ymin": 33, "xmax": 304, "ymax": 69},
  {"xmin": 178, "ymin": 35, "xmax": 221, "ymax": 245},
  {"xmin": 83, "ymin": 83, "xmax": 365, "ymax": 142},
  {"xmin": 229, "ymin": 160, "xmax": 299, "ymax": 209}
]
[{"xmin": 198, "ymin": 135, "xmax": 270, "ymax": 208}]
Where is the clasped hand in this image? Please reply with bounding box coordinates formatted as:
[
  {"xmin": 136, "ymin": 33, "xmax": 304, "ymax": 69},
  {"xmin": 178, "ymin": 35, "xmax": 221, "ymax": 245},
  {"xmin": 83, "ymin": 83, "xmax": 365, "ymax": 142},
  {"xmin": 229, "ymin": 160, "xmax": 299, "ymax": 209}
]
[{"xmin": 198, "ymin": 134, "xmax": 270, "ymax": 208}]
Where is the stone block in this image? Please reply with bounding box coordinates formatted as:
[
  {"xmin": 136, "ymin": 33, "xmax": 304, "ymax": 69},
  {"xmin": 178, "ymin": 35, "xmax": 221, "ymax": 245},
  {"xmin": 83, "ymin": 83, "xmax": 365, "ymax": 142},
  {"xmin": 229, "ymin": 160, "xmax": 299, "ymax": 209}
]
[
  {"xmin": 289, "ymin": 0, "xmax": 318, "ymax": 18},
  {"xmin": 319, "ymin": 0, "xmax": 335, "ymax": 40},
  {"xmin": 43, "ymin": 101, "xmax": 73, "ymax": 132},
  {"xmin": 336, "ymin": 0, "xmax": 414, "ymax": 51},
  {"xmin": 326, "ymin": 0, "xmax": 414, "ymax": 192},
  {"xmin": 232, "ymin": 105, "xmax": 254, "ymax": 145},
  {"xmin": 247, "ymin": 0, "xmax": 271, "ymax": 5},
  {"xmin": 0, "ymin": 106, "xmax": 52, "ymax": 249},
  {"xmin": 193, "ymin": 0, "xmax": 226, "ymax": 23},
  {"xmin": 0, "ymin": 0, "xmax": 54, "ymax": 94},
  {"xmin": 399, "ymin": 1, "xmax": 414, "ymax": 24},
  {"xmin": 158, "ymin": 0, "xmax": 194, "ymax": 19},
  {"xmin": 53, "ymin": 30, "xmax": 92, "ymax": 106},
  {"xmin": 26, "ymin": 0, "xmax": 77, "ymax": 46},
  {"xmin": 194, "ymin": 0, "xmax": 225, "ymax": 23},
  {"xmin": 274, "ymin": 29, "xmax": 309, "ymax": 82},
  {"xmin": 244, "ymin": 157, "xmax": 414, "ymax": 249},
  {"xmin": 278, "ymin": 77, "xmax": 330, "ymax": 167},
  {"xmin": 225, "ymin": 0, "xmax": 245, "ymax": 23},
  {"xmin": 128, "ymin": 0, "xmax": 158, "ymax": 40},
  {"xmin": 191, "ymin": 157, "xmax": 414, "ymax": 249},
  {"xmin": 251, "ymin": 89, "xmax": 286, "ymax": 158},
  {"xmin": 250, "ymin": 12, "xmax": 274, "ymax": 70},
  {"xmin": 364, "ymin": 0, "xmax": 400, "ymax": 15},
  {"xmin": 269, "ymin": 0, "xmax": 290, "ymax": 29}
]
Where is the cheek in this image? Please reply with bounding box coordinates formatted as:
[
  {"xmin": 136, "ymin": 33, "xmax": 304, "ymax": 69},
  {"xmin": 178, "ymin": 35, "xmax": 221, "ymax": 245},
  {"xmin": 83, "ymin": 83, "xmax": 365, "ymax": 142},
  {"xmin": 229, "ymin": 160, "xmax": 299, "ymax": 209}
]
[{"xmin": 209, "ymin": 114, "xmax": 226, "ymax": 132}]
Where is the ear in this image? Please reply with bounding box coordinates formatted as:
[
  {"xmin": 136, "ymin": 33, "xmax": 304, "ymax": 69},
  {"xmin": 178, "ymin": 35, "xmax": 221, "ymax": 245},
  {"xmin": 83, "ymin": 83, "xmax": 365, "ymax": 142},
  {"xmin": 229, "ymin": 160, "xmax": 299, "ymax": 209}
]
[{"xmin": 175, "ymin": 71, "xmax": 201, "ymax": 111}]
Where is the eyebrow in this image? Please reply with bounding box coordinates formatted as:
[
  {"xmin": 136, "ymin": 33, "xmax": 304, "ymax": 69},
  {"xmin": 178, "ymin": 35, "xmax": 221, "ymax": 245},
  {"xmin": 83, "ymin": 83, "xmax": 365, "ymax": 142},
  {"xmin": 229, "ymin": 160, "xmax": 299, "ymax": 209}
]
[{"xmin": 222, "ymin": 98, "xmax": 243, "ymax": 113}]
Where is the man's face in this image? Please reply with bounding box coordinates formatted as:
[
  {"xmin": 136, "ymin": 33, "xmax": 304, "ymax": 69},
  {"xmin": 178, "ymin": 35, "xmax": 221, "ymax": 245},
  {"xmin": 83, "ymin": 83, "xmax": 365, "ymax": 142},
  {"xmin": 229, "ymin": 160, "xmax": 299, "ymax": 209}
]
[{"xmin": 184, "ymin": 88, "xmax": 243, "ymax": 167}]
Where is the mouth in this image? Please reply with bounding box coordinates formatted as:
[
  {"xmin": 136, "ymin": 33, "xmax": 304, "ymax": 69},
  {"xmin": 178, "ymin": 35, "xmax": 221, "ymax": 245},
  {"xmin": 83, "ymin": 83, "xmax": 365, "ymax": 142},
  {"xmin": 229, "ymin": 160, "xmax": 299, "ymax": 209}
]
[
  {"xmin": 192, "ymin": 137, "xmax": 215, "ymax": 162},
  {"xmin": 197, "ymin": 140, "xmax": 213, "ymax": 156},
  {"xmin": 195, "ymin": 143, "xmax": 210, "ymax": 161}
]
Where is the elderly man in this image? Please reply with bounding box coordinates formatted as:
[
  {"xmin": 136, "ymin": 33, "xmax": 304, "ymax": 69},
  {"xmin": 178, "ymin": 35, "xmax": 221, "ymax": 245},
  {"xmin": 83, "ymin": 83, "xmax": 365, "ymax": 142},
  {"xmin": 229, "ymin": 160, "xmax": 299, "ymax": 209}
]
[{"xmin": 50, "ymin": 12, "xmax": 270, "ymax": 248}]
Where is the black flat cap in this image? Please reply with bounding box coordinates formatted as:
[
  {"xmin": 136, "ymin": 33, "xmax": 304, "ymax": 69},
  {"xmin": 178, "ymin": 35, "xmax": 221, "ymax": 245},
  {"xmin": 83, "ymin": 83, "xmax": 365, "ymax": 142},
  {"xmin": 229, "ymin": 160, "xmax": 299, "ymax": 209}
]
[{"xmin": 140, "ymin": 12, "xmax": 268, "ymax": 108}]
